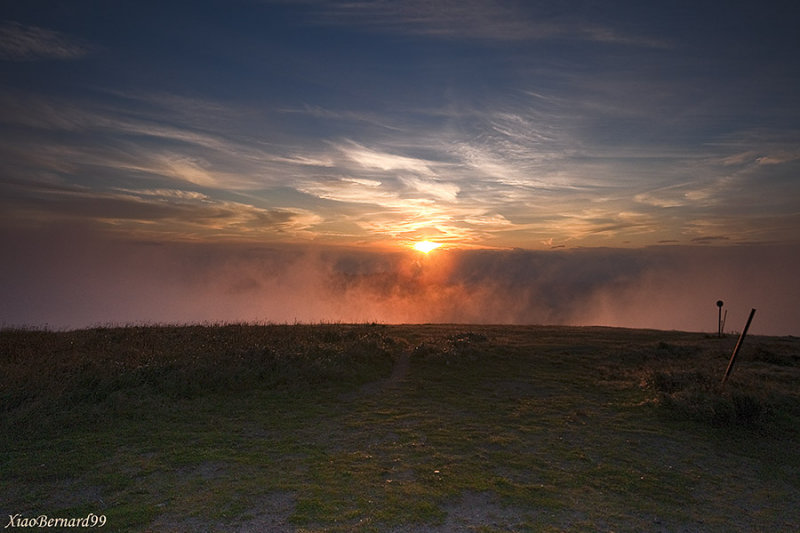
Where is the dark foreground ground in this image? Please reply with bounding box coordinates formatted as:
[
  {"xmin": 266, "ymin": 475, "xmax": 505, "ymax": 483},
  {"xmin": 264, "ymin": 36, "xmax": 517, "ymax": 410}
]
[{"xmin": 2, "ymin": 324, "xmax": 799, "ymax": 532}]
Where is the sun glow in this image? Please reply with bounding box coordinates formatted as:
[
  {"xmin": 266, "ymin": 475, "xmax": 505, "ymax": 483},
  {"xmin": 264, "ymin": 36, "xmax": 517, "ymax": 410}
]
[{"xmin": 413, "ymin": 240, "xmax": 442, "ymax": 253}]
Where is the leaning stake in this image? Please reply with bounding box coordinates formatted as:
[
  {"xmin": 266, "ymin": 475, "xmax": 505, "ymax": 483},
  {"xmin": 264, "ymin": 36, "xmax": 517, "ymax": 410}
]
[{"xmin": 721, "ymin": 308, "xmax": 756, "ymax": 386}]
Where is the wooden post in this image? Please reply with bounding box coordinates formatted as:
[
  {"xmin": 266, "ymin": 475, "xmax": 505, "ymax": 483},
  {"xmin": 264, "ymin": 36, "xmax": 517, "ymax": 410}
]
[
  {"xmin": 716, "ymin": 300, "xmax": 724, "ymax": 337},
  {"xmin": 721, "ymin": 308, "xmax": 756, "ymax": 386}
]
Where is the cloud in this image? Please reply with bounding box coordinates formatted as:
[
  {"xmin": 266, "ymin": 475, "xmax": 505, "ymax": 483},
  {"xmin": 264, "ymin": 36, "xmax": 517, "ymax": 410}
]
[
  {"xmin": 399, "ymin": 176, "xmax": 459, "ymax": 202},
  {"xmin": 278, "ymin": 104, "xmax": 404, "ymax": 132},
  {"xmin": 310, "ymin": 0, "xmax": 547, "ymax": 41},
  {"xmin": 336, "ymin": 140, "xmax": 437, "ymax": 176},
  {"xmin": 633, "ymin": 179, "xmax": 724, "ymax": 209},
  {"xmin": 290, "ymin": 0, "xmax": 667, "ymax": 46},
  {"xmin": 0, "ymin": 22, "xmax": 90, "ymax": 61},
  {"xmin": 294, "ymin": 176, "xmax": 400, "ymax": 206},
  {"xmin": 715, "ymin": 146, "xmax": 800, "ymax": 169},
  {"xmin": 690, "ymin": 236, "xmax": 729, "ymax": 244},
  {"xmin": 0, "ymin": 181, "xmax": 320, "ymax": 240},
  {"xmin": 1, "ymin": 72, "xmax": 798, "ymax": 248},
  {"xmin": 0, "ymin": 89, "xmax": 330, "ymax": 190},
  {"xmin": 2, "ymin": 227, "xmax": 797, "ymax": 336}
]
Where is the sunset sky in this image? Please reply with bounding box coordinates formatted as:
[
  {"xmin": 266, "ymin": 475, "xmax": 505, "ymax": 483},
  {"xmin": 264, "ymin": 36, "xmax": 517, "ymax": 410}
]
[{"xmin": 2, "ymin": 1, "xmax": 798, "ymax": 334}]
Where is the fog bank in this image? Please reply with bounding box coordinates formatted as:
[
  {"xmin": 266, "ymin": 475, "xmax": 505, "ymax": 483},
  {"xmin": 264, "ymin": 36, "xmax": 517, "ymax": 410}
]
[{"xmin": 2, "ymin": 227, "xmax": 797, "ymax": 336}]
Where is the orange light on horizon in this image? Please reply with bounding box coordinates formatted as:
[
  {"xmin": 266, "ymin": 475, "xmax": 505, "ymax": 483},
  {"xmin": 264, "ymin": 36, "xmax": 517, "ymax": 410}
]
[{"xmin": 413, "ymin": 240, "xmax": 442, "ymax": 253}]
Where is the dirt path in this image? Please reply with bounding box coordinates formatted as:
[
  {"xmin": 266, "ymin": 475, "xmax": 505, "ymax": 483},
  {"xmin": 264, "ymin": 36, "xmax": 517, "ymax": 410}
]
[
  {"xmin": 344, "ymin": 348, "xmax": 411, "ymax": 398},
  {"xmin": 386, "ymin": 348, "xmax": 410, "ymax": 386}
]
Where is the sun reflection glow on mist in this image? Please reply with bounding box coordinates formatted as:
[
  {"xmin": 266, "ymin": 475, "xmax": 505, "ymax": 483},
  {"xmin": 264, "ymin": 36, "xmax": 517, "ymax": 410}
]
[{"xmin": 413, "ymin": 240, "xmax": 442, "ymax": 253}]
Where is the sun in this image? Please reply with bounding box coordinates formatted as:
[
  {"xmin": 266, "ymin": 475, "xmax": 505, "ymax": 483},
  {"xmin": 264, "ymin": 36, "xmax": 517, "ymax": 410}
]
[{"xmin": 413, "ymin": 240, "xmax": 442, "ymax": 253}]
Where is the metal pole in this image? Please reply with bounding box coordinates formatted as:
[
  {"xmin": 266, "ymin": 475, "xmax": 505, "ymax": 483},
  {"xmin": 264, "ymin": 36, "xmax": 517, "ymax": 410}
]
[{"xmin": 721, "ymin": 308, "xmax": 756, "ymax": 386}]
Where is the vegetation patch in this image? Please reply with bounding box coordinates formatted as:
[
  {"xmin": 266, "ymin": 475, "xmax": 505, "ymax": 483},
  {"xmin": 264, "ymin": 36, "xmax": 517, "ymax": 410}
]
[
  {"xmin": 638, "ymin": 338, "xmax": 800, "ymax": 434},
  {"xmin": 2, "ymin": 324, "xmax": 799, "ymax": 531}
]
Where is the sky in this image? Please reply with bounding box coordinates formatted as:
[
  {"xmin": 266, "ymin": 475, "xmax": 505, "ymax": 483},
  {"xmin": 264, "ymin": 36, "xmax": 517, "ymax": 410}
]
[{"xmin": 1, "ymin": 0, "xmax": 799, "ymax": 334}]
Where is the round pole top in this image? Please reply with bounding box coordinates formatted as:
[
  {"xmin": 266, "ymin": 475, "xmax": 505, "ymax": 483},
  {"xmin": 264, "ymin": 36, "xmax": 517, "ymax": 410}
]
[{"xmin": 716, "ymin": 300, "xmax": 724, "ymax": 307}]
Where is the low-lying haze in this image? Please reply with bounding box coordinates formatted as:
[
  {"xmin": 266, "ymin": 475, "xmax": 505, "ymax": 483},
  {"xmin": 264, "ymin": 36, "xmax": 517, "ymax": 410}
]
[{"xmin": 2, "ymin": 227, "xmax": 796, "ymax": 336}]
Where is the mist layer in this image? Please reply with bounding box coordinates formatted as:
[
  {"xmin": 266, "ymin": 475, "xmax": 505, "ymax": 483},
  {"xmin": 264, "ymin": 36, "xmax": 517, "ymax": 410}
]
[{"xmin": 2, "ymin": 227, "xmax": 796, "ymax": 335}]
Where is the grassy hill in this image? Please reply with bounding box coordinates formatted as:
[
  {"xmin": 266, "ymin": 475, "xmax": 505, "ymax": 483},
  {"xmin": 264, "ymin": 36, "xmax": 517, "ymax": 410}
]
[{"xmin": 2, "ymin": 324, "xmax": 799, "ymax": 531}]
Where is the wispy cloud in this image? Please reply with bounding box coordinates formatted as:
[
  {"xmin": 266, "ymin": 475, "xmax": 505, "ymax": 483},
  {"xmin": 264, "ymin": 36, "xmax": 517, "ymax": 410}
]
[
  {"xmin": 278, "ymin": 104, "xmax": 405, "ymax": 132},
  {"xmin": 400, "ymin": 176, "xmax": 460, "ymax": 202},
  {"xmin": 0, "ymin": 180, "xmax": 320, "ymax": 241},
  {"xmin": 0, "ymin": 21, "xmax": 90, "ymax": 61},
  {"xmin": 0, "ymin": 89, "xmax": 334, "ymax": 190},
  {"xmin": 1, "ymin": 64, "xmax": 798, "ymax": 248},
  {"xmin": 335, "ymin": 140, "xmax": 437, "ymax": 176},
  {"xmin": 294, "ymin": 176, "xmax": 400, "ymax": 205},
  {"xmin": 291, "ymin": 0, "xmax": 668, "ymax": 46}
]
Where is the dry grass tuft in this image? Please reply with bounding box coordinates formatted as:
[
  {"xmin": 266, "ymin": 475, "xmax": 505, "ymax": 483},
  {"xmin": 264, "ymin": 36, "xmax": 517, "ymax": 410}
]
[{"xmin": 638, "ymin": 337, "xmax": 800, "ymax": 433}]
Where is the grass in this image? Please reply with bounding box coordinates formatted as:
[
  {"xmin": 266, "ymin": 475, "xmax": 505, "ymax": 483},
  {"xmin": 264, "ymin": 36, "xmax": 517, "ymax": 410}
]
[{"xmin": 2, "ymin": 324, "xmax": 799, "ymax": 531}]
